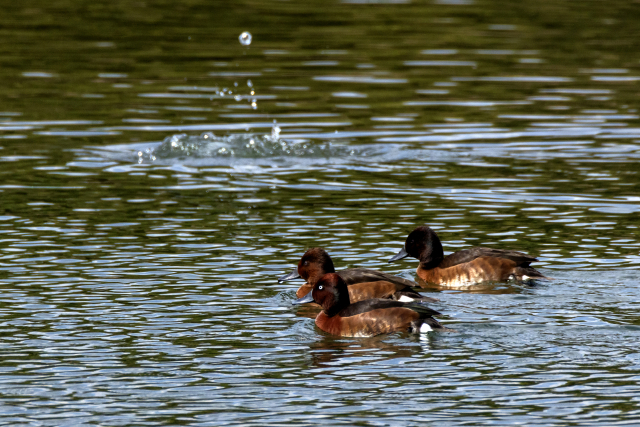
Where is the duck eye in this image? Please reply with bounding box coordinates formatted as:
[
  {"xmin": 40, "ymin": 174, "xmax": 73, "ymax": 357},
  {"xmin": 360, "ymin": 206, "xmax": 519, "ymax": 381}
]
[
  {"xmin": 303, "ymin": 261, "xmax": 309, "ymax": 266},
  {"xmin": 318, "ymin": 285, "xmax": 323, "ymax": 290}
]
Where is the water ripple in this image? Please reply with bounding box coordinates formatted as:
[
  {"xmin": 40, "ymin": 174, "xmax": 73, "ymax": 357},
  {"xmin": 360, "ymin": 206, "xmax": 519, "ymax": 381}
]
[{"xmin": 3, "ymin": 1, "xmax": 640, "ymax": 425}]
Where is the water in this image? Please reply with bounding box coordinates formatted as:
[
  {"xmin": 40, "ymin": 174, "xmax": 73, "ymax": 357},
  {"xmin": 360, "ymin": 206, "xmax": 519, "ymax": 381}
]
[
  {"xmin": 239, "ymin": 32, "xmax": 253, "ymax": 47},
  {"xmin": 1, "ymin": 0, "xmax": 640, "ymax": 424}
]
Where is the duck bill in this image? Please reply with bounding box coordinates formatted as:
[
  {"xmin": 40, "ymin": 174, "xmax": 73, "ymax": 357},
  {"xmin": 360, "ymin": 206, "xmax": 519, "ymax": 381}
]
[
  {"xmin": 278, "ymin": 268, "xmax": 301, "ymax": 283},
  {"xmin": 388, "ymin": 246, "xmax": 409, "ymax": 263},
  {"xmin": 292, "ymin": 290, "xmax": 314, "ymax": 305}
]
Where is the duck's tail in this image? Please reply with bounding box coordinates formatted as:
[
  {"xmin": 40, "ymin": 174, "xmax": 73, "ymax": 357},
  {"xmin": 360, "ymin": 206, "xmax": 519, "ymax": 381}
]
[
  {"xmin": 394, "ymin": 290, "xmax": 439, "ymax": 303},
  {"xmin": 417, "ymin": 317, "xmax": 457, "ymax": 332}
]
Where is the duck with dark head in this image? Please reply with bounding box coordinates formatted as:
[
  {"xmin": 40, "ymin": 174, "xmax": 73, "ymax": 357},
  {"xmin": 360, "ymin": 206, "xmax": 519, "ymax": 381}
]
[
  {"xmin": 279, "ymin": 247, "xmax": 437, "ymax": 303},
  {"xmin": 292, "ymin": 273, "xmax": 446, "ymax": 337},
  {"xmin": 389, "ymin": 225, "xmax": 549, "ymax": 287}
]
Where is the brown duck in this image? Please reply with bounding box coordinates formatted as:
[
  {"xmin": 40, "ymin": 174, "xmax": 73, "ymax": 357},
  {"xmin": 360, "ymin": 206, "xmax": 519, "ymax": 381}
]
[
  {"xmin": 292, "ymin": 273, "xmax": 446, "ymax": 337},
  {"xmin": 389, "ymin": 225, "xmax": 548, "ymax": 287},
  {"xmin": 279, "ymin": 247, "xmax": 437, "ymax": 303}
]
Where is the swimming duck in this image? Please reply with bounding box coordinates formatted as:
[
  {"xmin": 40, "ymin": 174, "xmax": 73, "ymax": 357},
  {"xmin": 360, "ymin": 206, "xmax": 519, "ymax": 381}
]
[
  {"xmin": 292, "ymin": 273, "xmax": 445, "ymax": 337},
  {"xmin": 389, "ymin": 225, "xmax": 548, "ymax": 287},
  {"xmin": 279, "ymin": 247, "xmax": 437, "ymax": 303}
]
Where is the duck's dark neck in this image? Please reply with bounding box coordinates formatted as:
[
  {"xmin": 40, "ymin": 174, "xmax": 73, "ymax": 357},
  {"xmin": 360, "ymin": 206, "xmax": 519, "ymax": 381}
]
[
  {"xmin": 419, "ymin": 238, "xmax": 444, "ymax": 270},
  {"xmin": 324, "ymin": 291, "xmax": 350, "ymax": 318},
  {"xmin": 325, "ymin": 303, "xmax": 346, "ymax": 318},
  {"xmin": 419, "ymin": 257, "xmax": 443, "ymax": 270}
]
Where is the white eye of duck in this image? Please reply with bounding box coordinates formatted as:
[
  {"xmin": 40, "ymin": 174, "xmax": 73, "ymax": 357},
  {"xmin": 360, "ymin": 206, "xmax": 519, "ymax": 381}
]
[{"xmin": 318, "ymin": 285, "xmax": 323, "ymax": 290}]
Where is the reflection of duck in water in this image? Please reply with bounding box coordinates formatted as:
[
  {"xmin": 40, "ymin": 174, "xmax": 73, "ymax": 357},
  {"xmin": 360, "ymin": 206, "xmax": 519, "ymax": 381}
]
[
  {"xmin": 389, "ymin": 226, "xmax": 549, "ymax": 288},
  {"xmin": 280, "ymin": 247, "xmax": 438, "ymax": 304},
  {"xmin": 293, "ymin": 273, "xmax": 448, "ymax": 337},
  {"xmin": 306, "ymin": 334, "xmax": 434, "ymax": 367}
]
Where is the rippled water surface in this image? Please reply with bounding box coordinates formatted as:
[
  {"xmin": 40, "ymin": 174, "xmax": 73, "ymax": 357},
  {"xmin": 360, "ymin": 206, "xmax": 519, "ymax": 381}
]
[{"xmin": 2, "ymin": 1, "xmax": 640, "ymax": 425}]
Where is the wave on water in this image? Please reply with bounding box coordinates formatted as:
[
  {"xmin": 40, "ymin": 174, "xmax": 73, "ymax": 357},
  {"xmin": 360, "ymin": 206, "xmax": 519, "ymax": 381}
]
[
  {"xmin": 77, "ymin": 121, "xmax": 640, "ymax": 172},
  {"xmin": 81, "ymin": 126, "xmax": 456, "ymax": 169},
  {"xmin": 136, "ymin": 128, "xmax": 357, "ymax": 164}
]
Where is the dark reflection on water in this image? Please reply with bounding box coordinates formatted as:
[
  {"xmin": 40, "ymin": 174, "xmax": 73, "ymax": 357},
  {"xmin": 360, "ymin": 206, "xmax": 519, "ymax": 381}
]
[{"xmin": 1, "ymin": 0, "xmax": 640, "ymax": 425}]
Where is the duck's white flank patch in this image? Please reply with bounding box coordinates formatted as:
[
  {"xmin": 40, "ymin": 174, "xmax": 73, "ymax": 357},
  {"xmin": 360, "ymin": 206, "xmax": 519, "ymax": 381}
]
[
  {"xmin": 398, "ymin": 295, "xmax": 414, "ymax": 302},
  {"xmin": 522, "ymin": 275, "xmax": 530, "ymax": 281},
  {"xmin": 420, "ymin": 323, "xmax": 433, "ymax": 333}
]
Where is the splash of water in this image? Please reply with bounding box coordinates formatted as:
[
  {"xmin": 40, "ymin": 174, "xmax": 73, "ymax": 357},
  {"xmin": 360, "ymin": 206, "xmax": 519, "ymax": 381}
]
[{"xmin": 136, "ymin": 129, "xmax": 352, "ymax": 164}]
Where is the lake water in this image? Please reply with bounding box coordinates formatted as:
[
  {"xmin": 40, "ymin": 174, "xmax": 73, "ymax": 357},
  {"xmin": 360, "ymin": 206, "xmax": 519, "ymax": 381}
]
[{"xmin": 2, "ymin": 0, "xmax": 640, "ymax": 425}]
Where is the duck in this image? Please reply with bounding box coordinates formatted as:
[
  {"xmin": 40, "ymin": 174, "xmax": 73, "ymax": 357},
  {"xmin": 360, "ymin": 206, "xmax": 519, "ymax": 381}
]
[
  {"xmin": 389, "ymin": 225, "xmax": 548, "ymax": 287},
  {"xmin": 292, "ymin": 273, "xmax": 446, "ymax": 337},
  {"xmin": 279, "ymin": 247, "xmax": 437, "ymax": 303}
]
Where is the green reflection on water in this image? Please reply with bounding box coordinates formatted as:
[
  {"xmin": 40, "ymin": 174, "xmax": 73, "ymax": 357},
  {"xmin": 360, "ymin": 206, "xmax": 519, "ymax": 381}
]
[{"xmin": 1, "ymin": 1, "xmax": 640, "ymax": 425}]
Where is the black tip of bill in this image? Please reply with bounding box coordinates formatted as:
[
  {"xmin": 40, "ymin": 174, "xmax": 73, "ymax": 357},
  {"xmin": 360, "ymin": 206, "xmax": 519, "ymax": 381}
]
[
  {"xmin": 388, "ymin": 246, "xmax": 409, "ymax": 263},
  {"xmin": 278, "ymin": 268, "xmax": 301, "ymax": 283}
]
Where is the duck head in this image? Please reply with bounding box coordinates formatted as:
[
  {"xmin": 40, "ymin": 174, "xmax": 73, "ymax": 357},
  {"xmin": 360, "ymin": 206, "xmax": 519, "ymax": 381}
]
[
  {"xmin": 292, "ymin": 272, "xmax": 350, "ymax": 317},
  {"xmin": 278, "ymin": 247, "xmax": 335, "ymax": 284},
  {"xmin": 388, "ymin": 226, "xmax": 444, "ymax": 269}
]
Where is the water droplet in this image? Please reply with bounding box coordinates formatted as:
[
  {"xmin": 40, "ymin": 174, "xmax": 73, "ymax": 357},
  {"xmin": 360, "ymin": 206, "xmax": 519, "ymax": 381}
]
[
  {"xmin": 271, "ymin": 125, "xmax": 281, "ymax": 140},
  {"xmin": 251, "ymin": 100, "xmax": 258, "ymax": 109},
  {"xmin": 235, "ymin": 95, "xmax": 242, "ymax": 101},
  {"xmin": 137, "ymin": 151, "xmax": 143, "ymax": 157},
  {"xmin": 239, "ymin": 32, "xmax": 252, "ymax": 46},
  {"xmin": 247, "ymin": 79, "xmax": 253, "ymax": 88}
]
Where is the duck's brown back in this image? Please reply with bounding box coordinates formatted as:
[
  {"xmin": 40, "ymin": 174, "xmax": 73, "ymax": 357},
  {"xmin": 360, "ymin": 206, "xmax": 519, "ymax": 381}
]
[
  {"xmin": 315, "ymin": 299, "xmax": 442, "ymax": 337},
  {"xmin": 438, "ymin": 247, "xmax": 537, "ymax": 269},
  {"xmin": 297, "ymin": 280, "xmax": 435, "ymax": 304},
  {"xmin": 315, "ymin": 307, "xmax": 418, "ymax": 337},
  {"xmin": 345, "ymin": 281, "xmax": 397, "ymax": 302},
  {"xmin": 418, "ymin": 256, "xmax": 523, "ymax": 286},
  {"xmin": 337, "ymin": 268, "xmax": 418, "ymax": 288}
]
